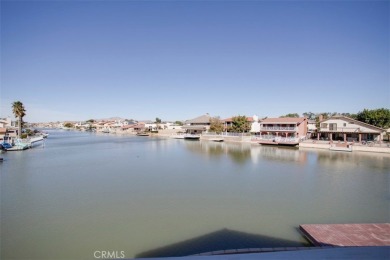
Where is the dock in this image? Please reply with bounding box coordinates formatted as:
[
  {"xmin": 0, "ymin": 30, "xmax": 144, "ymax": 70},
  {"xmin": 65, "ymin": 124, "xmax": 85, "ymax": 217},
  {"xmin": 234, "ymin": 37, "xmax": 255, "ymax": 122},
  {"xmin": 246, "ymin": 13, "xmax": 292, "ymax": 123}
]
[{"xmin": 300, "ymin": 223, "xmax": 390, "ymax": 247}]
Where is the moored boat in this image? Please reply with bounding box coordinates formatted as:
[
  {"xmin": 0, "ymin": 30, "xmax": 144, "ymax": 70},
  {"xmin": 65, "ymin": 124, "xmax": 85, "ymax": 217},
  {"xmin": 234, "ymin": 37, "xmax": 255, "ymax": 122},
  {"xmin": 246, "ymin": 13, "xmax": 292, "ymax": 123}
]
[
  {"xmin": 184, "ymin": 134, "xmax": 200, "ymax": 140},
  {"xmin": 171, "ymin": 133, "xmax": 185, "ymax": 139},
  {"xmin": 258, "ymin": 138, "xmax": 299, "ymax": 147},
  {"xmin": 210, "ymin": 138, "xmax": 224, "ymax": 142},
  {"xmin": 136, "ymin": 132, "xmax": 150, "ymax": 136}
]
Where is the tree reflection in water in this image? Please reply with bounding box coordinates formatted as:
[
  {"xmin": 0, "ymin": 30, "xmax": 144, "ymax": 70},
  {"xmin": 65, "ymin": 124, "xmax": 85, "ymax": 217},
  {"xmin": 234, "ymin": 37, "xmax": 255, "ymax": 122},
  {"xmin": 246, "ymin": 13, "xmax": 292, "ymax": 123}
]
[{"xmin": 184, "ymin": 141, "xmax": 252, "ymax": 164}]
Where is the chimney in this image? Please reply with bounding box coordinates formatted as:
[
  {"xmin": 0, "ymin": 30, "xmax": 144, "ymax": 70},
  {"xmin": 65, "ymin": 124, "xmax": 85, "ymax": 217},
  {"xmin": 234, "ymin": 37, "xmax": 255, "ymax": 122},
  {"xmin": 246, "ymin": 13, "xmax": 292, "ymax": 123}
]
[{"xmin": 319, "ymin": 115, "xmax": 323, "ymax": 122}]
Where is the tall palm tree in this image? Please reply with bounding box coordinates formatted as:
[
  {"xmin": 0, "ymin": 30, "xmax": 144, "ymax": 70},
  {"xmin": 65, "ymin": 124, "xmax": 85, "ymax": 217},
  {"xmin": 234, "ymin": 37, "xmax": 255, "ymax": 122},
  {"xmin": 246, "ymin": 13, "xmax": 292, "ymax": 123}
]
[{"xmin": 12, "ymin": 101, "xmax": 26, "ymax": 138}]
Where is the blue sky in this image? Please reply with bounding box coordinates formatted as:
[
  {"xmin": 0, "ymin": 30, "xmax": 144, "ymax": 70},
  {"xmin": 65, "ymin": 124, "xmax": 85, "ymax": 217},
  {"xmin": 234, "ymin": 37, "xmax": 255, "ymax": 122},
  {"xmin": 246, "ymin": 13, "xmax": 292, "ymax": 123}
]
[{"xmin": 1, "ymin": 0, "xmax": 389, "ymax": 122}]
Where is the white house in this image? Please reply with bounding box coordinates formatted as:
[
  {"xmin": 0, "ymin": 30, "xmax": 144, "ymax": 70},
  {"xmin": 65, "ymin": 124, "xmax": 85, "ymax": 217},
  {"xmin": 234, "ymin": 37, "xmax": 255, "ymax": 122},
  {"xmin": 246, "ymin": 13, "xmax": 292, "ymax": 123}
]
[
  {"xmin": 307, "ymin": 119, "xmax": 317, "ymax": 138},
  {"xmin": 0, "ymin": 117, "xmax": 12, "ymax": 128},
  {"xmin": 0, "ymin": 120, "xmax": 8, "ymax": 128},
  {"xmin": 250, "ymin": 115, "xmax": 260, "ymax": 133},
  {"xmin": 318, "ymin": 116, "xmax": 385, "ymax": 142}
]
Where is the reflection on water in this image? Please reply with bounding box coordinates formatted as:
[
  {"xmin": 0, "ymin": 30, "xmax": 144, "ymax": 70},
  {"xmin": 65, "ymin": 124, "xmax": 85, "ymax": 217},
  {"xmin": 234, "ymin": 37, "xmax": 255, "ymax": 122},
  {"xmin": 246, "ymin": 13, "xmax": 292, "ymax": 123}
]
[
  {"xmin": 315, "ymin": 149, "xmax": 390, "ymax": 171},
  {"xmin": 1, "ymin": 130, "xmax": 389, "ymax": 259},
  {"xmin": 184, "ymin": 141, "xmax": 307, "ymax": 165},
  {"xmin": 184, "ymin": 141, "xmax": 252, "ymax": 164}
]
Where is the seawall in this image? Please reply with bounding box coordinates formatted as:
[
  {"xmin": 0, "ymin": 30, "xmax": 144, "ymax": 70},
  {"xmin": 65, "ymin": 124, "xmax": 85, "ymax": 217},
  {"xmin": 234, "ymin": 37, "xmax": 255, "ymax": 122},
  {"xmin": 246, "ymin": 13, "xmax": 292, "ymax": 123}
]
[{"xmin": 299, "ymin": 141, "xmax": 390, "ymax": 154}]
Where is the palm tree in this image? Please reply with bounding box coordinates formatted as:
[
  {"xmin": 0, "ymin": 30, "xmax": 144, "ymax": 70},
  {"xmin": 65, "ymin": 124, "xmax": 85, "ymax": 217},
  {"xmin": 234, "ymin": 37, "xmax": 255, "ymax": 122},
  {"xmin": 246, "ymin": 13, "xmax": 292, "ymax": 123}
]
[{"xmin": 12, "ymin": 101, "xmax": 26, "ymax": 138}]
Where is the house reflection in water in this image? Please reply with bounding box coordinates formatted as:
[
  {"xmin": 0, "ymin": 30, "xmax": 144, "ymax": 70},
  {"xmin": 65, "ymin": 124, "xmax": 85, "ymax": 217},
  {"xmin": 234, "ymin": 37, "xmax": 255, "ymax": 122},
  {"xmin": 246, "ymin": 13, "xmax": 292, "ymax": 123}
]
[
  {"xmin": 184, "ymin": 141, "xmax": 252, "ymax": 164},
  {"xmin": 252, "ymin": 146, "xmax": 308, "ymax": 165},
  {"xmin": 184, "ymin": 141, "xmax": 307, "ymax": 165}
]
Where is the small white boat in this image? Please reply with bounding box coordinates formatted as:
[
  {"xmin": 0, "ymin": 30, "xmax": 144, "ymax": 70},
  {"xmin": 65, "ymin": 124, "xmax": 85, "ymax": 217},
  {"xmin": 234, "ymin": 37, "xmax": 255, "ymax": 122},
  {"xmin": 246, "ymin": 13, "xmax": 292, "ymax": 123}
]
[
  {"xmin": 184, "ymin": 134, "xmax": 200, "ymax": 140},
  {"xmin": 210, "ymin": 138, "xmax": 224, "ymax": 142},
  {"xmin": 136, "ymin": 132, "xmax": 150, "ymax": 136},
  {"xmin": 171, "ymin": 134, "xmax": 185, "ymax": 139}
]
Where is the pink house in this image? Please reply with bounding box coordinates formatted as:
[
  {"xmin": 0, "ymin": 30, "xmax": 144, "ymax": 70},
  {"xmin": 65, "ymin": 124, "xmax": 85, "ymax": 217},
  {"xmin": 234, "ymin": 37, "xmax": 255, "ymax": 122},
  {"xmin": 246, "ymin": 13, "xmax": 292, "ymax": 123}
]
[{"xmin": 259, "ymin": 117, "xmax": 308, "ymax": 145}]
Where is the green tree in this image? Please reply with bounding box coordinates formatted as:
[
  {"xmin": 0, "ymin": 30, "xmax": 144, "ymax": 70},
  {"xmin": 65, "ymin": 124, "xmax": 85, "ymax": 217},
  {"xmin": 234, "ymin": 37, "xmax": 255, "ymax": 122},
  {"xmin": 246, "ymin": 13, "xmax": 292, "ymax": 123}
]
[
  {"xmin": 12, "ymin": 101, "xmax": 26, "ymax": 138},
  {"xmin": 356, "ymin": 108, "xmax": 390, "ymax": 129},
  {"xmin": 155, "ymin": 117, "xmax": 162, "ymax": 130},
  {"xmin": 230, "ymin": 115, "xmax": 251, "ymax": 133},
  {"xmin": 209, "ymin": 117, "xmax": 224, "ymax": 134},
  {"xmin": 302, "ymin": 112, "xmax": 316, "ymax": 120},
  {"xmin": 64, "ymin": 122, "xmax": 74, "ymax": 128},
  {"xmin": 174, "ymin": 121, "xmax": 183, "ymax": 126},
  {"xmin": 86, "ymin": 119, "xmax": 95, "ymax": 131},
  {"xmin": 280, "ymin": 113, "xmax": 299, "ymax": 118}
]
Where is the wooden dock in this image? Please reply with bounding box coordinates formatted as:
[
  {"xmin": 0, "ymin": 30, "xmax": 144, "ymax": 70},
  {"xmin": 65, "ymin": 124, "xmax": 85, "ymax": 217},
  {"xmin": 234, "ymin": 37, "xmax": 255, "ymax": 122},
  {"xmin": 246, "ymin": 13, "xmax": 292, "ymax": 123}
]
[{"xmin": 300, "ymin": 223, "xmax": 390, "ymax": 247}]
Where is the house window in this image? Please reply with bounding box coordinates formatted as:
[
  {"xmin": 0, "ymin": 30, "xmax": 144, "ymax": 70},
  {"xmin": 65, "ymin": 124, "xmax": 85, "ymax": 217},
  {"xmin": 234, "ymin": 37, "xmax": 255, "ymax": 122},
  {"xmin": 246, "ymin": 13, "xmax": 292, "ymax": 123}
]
[
  {"xmin": 329, "ymin": 123, "xmax": 337, "ymax": 131},
  {"xmin": 343, "ymin": 123, "xmax": 347, "ymax": 127},
  {"xmin": 321, "ymin": 123, "xmax": 328, "ymax": 128}
]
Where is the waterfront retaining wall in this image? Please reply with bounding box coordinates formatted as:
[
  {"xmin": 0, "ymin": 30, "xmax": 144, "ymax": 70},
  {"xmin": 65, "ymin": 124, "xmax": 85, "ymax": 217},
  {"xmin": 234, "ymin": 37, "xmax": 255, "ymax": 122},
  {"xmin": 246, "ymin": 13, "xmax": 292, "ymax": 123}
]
[
  {"xmin": 201, "ymin": 135, "xmax": 252, "ymax": 143},
  {"xmin": 299, "ymin": 141, "xmax": 390, "ymax": 154}
]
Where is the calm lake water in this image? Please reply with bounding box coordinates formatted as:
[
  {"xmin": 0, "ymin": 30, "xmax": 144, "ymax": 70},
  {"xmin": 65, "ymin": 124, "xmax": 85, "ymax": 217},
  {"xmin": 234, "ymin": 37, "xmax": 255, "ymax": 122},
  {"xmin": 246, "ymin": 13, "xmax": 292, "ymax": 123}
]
[{"xmin": 1, "ymin": 130, "xmax": 389, "ymax": 259}]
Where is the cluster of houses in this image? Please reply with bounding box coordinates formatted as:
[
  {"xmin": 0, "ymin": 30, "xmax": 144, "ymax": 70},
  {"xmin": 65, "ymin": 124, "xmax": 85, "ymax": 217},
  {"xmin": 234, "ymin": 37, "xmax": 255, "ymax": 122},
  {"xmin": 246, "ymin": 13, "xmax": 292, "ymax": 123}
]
[
  {"xmin": 31, "ymin": 119, "xmax": 183, "ymax": 134},
  {"xmin": 1, "ymin": 113, "xmax": 388, "ymax": 143},
  {"xmin": 181, "ymin": 114, "xmax": 387, "ymax": 143}
]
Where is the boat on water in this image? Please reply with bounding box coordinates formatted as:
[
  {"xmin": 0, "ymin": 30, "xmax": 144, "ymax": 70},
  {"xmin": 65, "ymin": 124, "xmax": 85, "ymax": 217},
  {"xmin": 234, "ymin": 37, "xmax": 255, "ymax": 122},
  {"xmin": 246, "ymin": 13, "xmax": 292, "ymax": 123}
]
[
  {"xmin": 210, "ymin": 138, "xmax": 224, "ymax": 142},
  {"xmin": 5, "ymin": 139, "xmax": 30, "ymax": 151},
  {"xmin": 136, "ymin": 132, "xmax": 150, "ymax": 136},
  {"xmin": 41, "ymin": 133, "xmax": 49, "ymax": 138},
  {"xmin": 171, "ymin": 134, "xmax": 185, "ymax": 139},
  {"xmin": 184, "ymin": 134, "xmax": 200, "ymax": 140},
  {"xmin": 1, "ymin": 142, "xmax": 12, "ymax": 150}
]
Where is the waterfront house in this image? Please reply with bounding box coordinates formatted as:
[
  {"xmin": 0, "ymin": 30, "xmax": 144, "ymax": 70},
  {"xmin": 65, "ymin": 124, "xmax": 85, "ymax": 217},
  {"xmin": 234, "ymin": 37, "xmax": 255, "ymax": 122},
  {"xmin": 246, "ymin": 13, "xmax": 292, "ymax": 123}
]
[
  {"xmin": 0, "ymin": 128, "xmax": 18, "ymax": 143},
  {"xmin": 0, "ymin": 117, "xmax": 12, "ymax": 128},
  {"xmin": 318, "ymin": 116, "xmax": 385, "ymax": 142},
  {"xmin": 259, "ymin": 117, "xmax": 308, "ymax": 141},
  {"xmin": 307, "ymin": 119, "xmax": 317, "ymax": 138},
  {"xmin": 0, "ymin": 128, "xmax": 6, "ymax": 141},
  {"xmin": 250, "ymin": 115, "xmax": 261, "ymax": 133},
  {"xmin": 0, "ymin": 119, "xmax": 8, "ymax": 128},
  {"xmin": 183, "ymin": 114, "xmax": 211, "ymax": 134},
  {"xmin": 144, "ymin": 121, "xmax": 160, "ymax": 132},
  {"xmin": 122, "ymin": 123, "xmax": 145, "ymax": 133},
  {"xmin": 164, "ymin": 122, "xmax": 183, "ymax": 130}
]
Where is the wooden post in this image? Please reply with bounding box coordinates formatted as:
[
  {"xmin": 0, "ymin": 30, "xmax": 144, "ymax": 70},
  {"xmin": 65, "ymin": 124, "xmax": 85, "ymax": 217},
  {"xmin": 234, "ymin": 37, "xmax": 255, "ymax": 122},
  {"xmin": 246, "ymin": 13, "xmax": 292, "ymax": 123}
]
[{"xmin": 344, "ymin": 133, "xmax": 347, "ymax": 142}]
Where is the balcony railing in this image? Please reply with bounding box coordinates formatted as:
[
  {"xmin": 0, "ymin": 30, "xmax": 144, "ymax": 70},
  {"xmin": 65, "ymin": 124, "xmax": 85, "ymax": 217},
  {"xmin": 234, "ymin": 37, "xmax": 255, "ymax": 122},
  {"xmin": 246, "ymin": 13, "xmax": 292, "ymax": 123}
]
[{"xmin": 260, "ymin": 127, "xmax": 297, "ymax": 131}]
